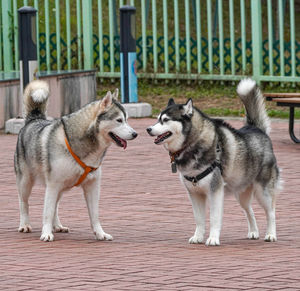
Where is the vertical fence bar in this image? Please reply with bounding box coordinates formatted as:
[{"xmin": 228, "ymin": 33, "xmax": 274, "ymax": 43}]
[
  {"xmin": 163, "ymin": 0, "xmax": 168, "ymax": 74},
  {"xmin": 289, "ymin": 0, "xmax": 295, "ymax": 78},
  {"xmin": 196, "ymin": 0, "xmax": 202, "ymax": 74},
  {"xmin": 23, "ymin": 0, "xmax": 28, "ymax": 6},
  {"xmin": 34, "ymin": 0, "xmax": 40, "ymax": 71},
  {"xmin": 109, "ymin": 0, "xmax": 114, "ymax": 74},
  {"xmin": 45, "ymin": 0, "xmax": 50, "ymax": 71},
  {"xmin": 0, "ymin": 0, "xmax": 2, "ymax": 71},
  {"xmin": 174, "ymin": 0, "xmax": 179, "ymax": 73},
  {"xmin": 251, "ymin": 0, "xmax": 262, "ymax": 83},
  {"xmin": 13, "ymin": 0, "xmax": 19, "ymax": 71},
  {"xmin": 207, "ymin": 0, "xmax": 213, "ymax": 73},
  {"xmin": 218, "ymin": 0, "xmax": 224, "ymax": 75},
  {"xmin": 76, "ymin": 0, "xmax": 82, "ymax": 69},
  {"xmin": 152, "ymin": 0, "xmax": 157, "ymax": 73},
  {"xmin": 229, "ymin": 0, "xmax": 235, "ymax": 75},
  {"xmin": 82, "ymin": 0, "xmax": 93, "ymax": 69},
  {"xmin": 2, "ymin": 0, "xmax": 13, "ymax": 71},
  {"xmin": 141, "ymin": 0, "xmax": 147, "ymax": 72},
  {"xmin": 55, "ymin": 0, "xmax": 61, "ymax": 70},
  {"xmin": 130, "ymin": 0, "xmax": 134, "ymax": 6},
  {"xmin": 98, "ymin": 0, "xmax": 103, "ymax": 73},
  {"xmin": 66, "ymin": 0, "xmax": 71, "ymax": 70},
  {"xmin": 267, "ymin": 0, "xmax": 273, "ymax": 75},
  {"xmin": 278, "ymin": 0, "xmax": 284, "ymax": 76},
  {"xmin": 185, "ymin": 0, "xmax": 191, "ymax": 75},
  {"xmin": 119, "ymin": 0, "xmax": 124, "ymax": 6},
  {"xmin": 240, "ymin": 0, "xmax": 246, "ymax": 73}
]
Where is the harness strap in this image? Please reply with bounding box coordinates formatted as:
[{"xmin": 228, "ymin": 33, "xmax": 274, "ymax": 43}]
[
  {"xmin": 64, "ymin": 137, "xmax": 98, "ymax": 187},
  {"xmin": 184, "ymin": 161, "xmax": 222, "ymax": 185}
]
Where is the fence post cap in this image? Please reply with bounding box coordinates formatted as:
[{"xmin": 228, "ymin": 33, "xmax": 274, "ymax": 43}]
[
  {"xmin": 18, "ymin": 6, "xmax": 37, "ymax": 14},
  {"xmin": 120, "ymin": 5, "xmax": 136, "ymax": 12}
]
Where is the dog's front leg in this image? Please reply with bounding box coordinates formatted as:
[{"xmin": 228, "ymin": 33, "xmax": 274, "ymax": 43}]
[
  {"xmin": 188, "ymin": 189, "xmax": 206, "ymax": 244},
  {"xmin": 206, "ymin": 187, "xmax": 224, "ymax": 246},
  {"xmin": 82, "ymin": 175, "xmax": 113, "ymax": 241},
  {"xmin": 40, "ymin": 185, "xmax": 60, "ymax": 242}
]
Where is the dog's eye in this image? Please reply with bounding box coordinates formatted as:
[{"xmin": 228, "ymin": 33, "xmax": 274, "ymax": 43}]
[
  {"xmin": 163, "ymin": 118, "xmax": 169, "ymax": 123},
  {"xmin": 116, "ymin": 118, "xmax": 122, "ymax": 123}
]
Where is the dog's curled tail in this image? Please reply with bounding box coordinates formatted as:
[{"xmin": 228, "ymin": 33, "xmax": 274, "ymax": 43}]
[
  {"xmin": 23, "ymin": 80, "xmax": 49, "ymax": 121},
  {"xmin": 237, "ymin": 78, "xmax": 271, "ymax": 135}
]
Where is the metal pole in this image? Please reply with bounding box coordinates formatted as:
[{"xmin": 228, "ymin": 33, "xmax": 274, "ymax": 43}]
[
  {"xmin": 120, "ymin": 5, "xmax": 137, "ymax": 103},
  {"xmin": 18, "ymin": 6, "xmax": 38, "ymax": 92}
]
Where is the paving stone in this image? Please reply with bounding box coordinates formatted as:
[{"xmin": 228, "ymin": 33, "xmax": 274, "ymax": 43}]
[{"xmin": 0, "ymin": 118, "xmax": 299, "ymax": 290}]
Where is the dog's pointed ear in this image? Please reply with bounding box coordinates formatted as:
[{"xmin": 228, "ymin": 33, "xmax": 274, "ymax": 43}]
[
  {"xmin": 182, "ymin": 98, "xmax": 193, "ymax": 117},
  {"xmin": 112, "ymin": 88, "xmax": 119, "ymax": 101},
  {"xmin": 99, "ymin": 91, "xmax": 113, "ymax": 111},
  {"xmin": 167, "ymin": 98, "xmax": 175, "ymax": 107}
]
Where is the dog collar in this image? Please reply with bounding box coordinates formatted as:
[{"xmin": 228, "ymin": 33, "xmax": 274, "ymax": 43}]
[
  {"xmin": 64, "ymin": 137, "xmax": 98, "ymax": 187},
  {"xmin": 169, "ymin": 147, "xmax": 186, "ymax": 173}
]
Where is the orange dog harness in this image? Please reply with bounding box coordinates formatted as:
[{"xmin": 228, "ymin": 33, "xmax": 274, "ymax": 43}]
[{"xmin": 64, "ymin": 137, "xmax": 98, "ymax": 187}]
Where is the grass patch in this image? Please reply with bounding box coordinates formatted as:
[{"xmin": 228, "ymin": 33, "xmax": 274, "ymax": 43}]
[{"xmin": 97, "ymin": 79, "xmax": 300, "ymax": 119}]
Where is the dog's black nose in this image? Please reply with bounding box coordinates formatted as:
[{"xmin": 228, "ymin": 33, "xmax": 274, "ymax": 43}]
[
  {"xmin": 132, "ymin": 132, "xmax": 138, "ymax": 139},
  {"xmin": 146, "ymin": 127, "xmax": 152, "ymax": 133}
]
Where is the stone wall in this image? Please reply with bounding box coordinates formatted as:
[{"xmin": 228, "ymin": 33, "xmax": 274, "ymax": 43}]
[{"xmin": 0, "ymin": 70, "xmax": 97, "ymax": 129}]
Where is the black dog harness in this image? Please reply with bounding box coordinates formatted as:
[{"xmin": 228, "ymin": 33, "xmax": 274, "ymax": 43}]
[
  {"xmin": 184, "ymin": 160, "xmax": 222, "ymax": 185},
  {"xmin": 169, "ymin": 143, "xmax": 223, "ymax": 186}
]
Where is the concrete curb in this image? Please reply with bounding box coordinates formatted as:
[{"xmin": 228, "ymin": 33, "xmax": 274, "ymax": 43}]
[
  {"xmin": 5, "ymin": 118, "xmax": 25, "ymax": 134},
  {"xmin": 122, "ymin": 102, "xmax": 152, "ymax": 118}
]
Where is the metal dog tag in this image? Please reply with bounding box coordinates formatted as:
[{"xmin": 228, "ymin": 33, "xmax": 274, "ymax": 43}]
[{"xmin": 171, "ymin": 162, "xmax": 177, "ymax": 173}]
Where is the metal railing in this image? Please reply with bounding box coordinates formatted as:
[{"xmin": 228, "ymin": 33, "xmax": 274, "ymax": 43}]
[{"xmin": 0, "ymin": 0, "xmax": 299, "ymax": 84}]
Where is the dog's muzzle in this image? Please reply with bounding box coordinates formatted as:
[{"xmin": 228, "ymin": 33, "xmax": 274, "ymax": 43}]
[{"xmin": 146, "ymin": 127, "xmax": 154, "ymax": 136}]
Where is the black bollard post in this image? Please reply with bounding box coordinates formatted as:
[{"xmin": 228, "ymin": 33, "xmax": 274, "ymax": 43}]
[
  {"xmin": 18, "ymin": 6, "xmax": 38, "ymax": 91},
  {"xmin": 120, "ymin": 6, "xmax": 137, "ymax": 103}
]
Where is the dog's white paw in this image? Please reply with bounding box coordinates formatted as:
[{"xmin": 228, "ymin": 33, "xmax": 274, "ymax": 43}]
[
  {"xmin": 18, "ymin": 224, "xmax": 32, "ymax": 233},
  {"xmin": 95, "ymin": 231, "xmax": 113, "ymax": 241},
  {"xmin": 53, "ymin": 225, "xmax": 70, "ymax": 233},
  {"xmin": 264, "ymin": 233, "xmax": 277, "ymax": 242},
  {"xmin": 205, "ymin": 236, "xmax": 220, "ymax": 246},
  {"xmin": 40, "ymin": 232, "xmax": 54, "ymax": 242},
  {"xmin": 248, "ymin": 231, "xmax": 259, "ymax": 240},
  {"xmin": 189, "ymin": 234, "xmax": 204, "ymax": 244}
]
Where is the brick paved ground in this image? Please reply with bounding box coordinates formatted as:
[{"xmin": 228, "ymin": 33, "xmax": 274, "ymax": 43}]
[{"xmin": 0, "ymin": 118, "xmax": 299, "ymax": 290}]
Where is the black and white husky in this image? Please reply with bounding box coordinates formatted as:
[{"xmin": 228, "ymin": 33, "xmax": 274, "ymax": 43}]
[
  {"xmin": 147, "ymin": 79, "xmax": 281, "ymax": 246},
  {"xmin": 15, "ymin": 80, "xmax": 137, "ymax": 242}
]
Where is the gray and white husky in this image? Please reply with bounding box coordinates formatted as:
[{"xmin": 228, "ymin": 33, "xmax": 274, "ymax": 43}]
[
  {"xmin": 15, "ymin": 80, "xmax": 137, "ymax": 242},
  {"xmin": 147, "ymin": 78, "xmax": 281, "ymax": 246}
]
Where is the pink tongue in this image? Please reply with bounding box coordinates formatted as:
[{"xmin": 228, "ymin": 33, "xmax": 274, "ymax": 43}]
[
  {"xmin": 121, "ymin": 139, "xmax": 127, "ymax": 149},
  {"xmin": 155, "ymin": 133, "xmax": 167, "ymax": 142}
]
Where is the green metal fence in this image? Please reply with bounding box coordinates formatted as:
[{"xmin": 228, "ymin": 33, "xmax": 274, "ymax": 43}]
[{"xmin": 0, "ymin": 0, "xmax": 299, "ymax": 84}]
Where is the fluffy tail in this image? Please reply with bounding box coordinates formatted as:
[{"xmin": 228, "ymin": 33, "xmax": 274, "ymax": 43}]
[
  {"xmin": 237, "ymin": 78, "xmax": 271, "ymax": 135},
  {"xmin": 23, "ymin": 80, "xmax": 49, "ymax": 121}
]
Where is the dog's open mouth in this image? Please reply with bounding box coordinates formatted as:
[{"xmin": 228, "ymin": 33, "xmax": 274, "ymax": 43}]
[
  {"xmin": 109, "ymin": 132, "xmax": 127, "ymax": 149},
  {"xmin": 154, "ymin": 131, "xmax": 172, "ymax": 144}
]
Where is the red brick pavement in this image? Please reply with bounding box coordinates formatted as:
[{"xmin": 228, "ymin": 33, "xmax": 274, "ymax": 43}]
[{"xmin": 0, "ymin": 118, "xmax": 299, "ymax": 290}]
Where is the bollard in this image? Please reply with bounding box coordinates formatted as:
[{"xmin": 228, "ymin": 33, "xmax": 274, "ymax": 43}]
[
  {"xmin": 18, "ymin": 6, "xmax": 38, "ymax": 92},
  {"xmin": 120, "ymin": 6, "xmax": 137, "ymax": 103}
]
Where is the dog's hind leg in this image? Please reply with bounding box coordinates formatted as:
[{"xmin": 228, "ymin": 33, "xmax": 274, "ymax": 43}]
[
  {"xmin": 188, "ymin": 190, "xmax": 206, "ymax": 244},
  {"xmin": 236, "ymin": 186, "xmax": 259, "ymax": 240},
  {"xmin": 17, "ymin": 174, "xmax": 33, "ymax": 233},
  {"xmin": 53, "ymin": 193, "xmax": 69, "ymax": 233},
  {"xmin": 82, "ymin": 175, "xmax": 113, "ymax": 241},
  {"xmin": 40, "ymin": 185, "xmax": 61, "ymax": 242},
  {"xmin": 255, "ymin": 183, "xmax": 277, "ymax": 242}
]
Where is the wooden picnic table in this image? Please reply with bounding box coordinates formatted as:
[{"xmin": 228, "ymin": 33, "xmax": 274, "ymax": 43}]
[{"xmin": 264, "ymin": 93, "xmax": 300, "ymax": 143}]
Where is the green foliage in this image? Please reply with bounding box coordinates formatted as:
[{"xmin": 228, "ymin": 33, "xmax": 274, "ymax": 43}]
[{"xmin": 97, "ymin": 79, "xmax": 300, "ymax": 119}]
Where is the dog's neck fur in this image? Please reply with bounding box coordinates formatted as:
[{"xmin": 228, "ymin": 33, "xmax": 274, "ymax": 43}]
[
  {"xmin": 174, "ymin": 110, "xmax": 218, "ymax": 171},
  {"xmin": 62, "ymin": 102, "xmax": 110, "ymax": 166}
]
